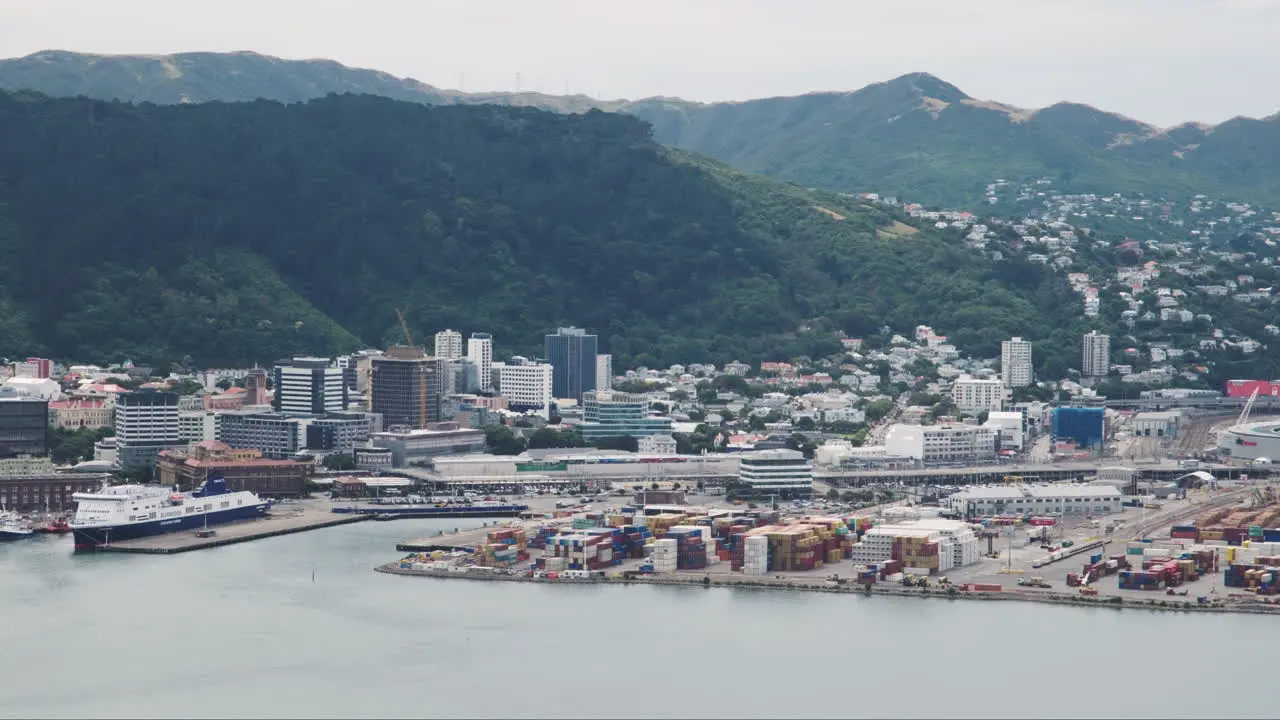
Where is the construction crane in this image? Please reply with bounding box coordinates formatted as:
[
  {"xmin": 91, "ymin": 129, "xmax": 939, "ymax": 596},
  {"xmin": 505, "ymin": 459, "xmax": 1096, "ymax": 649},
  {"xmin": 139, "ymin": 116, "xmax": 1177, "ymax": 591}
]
[
  {"xmin": 1239, "ymin": 387, "xmax": 1260, "ymax": 426},
  {"xmin": 395, "ymin": 308, "xmax": 414, "ymax": 346}
]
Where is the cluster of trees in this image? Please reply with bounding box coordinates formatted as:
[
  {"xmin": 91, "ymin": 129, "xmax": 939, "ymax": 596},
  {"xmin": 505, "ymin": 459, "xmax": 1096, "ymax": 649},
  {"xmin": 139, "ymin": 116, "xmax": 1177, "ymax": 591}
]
[
  {"xmin": 49, "ymin": 426, "xmax": 113, "ymax": 465},
  {"xmin": 0, "ymin": 91, "xmax": 1090, "ymax": 374}
]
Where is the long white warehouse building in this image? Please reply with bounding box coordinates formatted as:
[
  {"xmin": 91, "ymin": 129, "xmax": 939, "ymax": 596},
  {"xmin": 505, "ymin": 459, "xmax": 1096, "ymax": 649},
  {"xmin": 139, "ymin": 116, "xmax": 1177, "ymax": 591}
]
[{"xmin": 946, "ymin": 484, "xmax": 1122, "ymax": 518}]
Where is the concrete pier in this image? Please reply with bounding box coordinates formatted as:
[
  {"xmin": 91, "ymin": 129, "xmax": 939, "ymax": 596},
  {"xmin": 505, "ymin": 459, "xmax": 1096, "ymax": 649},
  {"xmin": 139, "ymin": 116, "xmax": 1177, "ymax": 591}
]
[{"xmin": 90, "ymin": 506, "xmax": 371, "ymax": 554}]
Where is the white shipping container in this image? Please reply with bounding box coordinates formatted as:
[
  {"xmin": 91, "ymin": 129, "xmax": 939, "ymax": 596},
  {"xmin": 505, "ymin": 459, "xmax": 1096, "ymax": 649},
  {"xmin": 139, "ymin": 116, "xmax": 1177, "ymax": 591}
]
[
  {"xmin": 883, "ymin": 573, "xmax": 905, "ymax": 583},
  {"xmin": 905, "ymin": 566, "xmax": 931, "ymax": 576}
]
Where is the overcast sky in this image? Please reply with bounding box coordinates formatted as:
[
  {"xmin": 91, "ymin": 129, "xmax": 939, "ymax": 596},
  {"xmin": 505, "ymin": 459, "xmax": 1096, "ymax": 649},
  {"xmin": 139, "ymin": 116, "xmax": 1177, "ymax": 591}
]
[{"xmin": 1, "ymin": 0, "xmax": 1278, "ymax": 126}]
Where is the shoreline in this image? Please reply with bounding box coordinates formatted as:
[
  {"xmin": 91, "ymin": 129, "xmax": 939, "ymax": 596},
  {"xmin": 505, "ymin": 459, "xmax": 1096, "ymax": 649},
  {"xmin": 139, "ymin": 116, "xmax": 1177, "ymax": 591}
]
[{"xmin": 374, "ymin": 563, "xmax": 1280, "ymax": 615}]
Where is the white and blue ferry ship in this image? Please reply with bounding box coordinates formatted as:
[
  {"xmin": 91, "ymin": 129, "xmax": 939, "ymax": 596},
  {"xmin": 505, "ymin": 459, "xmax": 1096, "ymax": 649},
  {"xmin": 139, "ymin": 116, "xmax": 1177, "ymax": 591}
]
[{"xmin": 70, "ymin": 474, "xmax": 270, "ymax": 550}]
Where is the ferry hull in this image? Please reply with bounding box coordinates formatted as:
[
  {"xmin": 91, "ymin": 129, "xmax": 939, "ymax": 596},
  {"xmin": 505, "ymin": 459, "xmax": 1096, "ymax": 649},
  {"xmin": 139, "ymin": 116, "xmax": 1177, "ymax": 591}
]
[{"xmin": 72, "ymin": 502, "xmax": 269, "ymax": 550}]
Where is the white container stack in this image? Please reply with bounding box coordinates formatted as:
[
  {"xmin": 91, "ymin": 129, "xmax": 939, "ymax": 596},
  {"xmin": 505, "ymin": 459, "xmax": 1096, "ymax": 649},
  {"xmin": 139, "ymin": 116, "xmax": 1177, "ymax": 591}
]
[
  {"xmin": 543, "ymin": 556, "xmax": 568, "ymax": 572},
  {"xmin": 651, "ymin": 538, "xmax": 678, "ymax": 573},
  {"xmin": 743, "ymin": 535, "xmax": 769, "ymax": 576}
]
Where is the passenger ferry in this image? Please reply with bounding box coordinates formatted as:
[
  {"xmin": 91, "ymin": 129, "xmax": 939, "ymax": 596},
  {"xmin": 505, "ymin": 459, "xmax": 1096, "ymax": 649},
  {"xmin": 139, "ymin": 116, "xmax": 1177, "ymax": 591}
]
[{"xmin": 70, "ymin": 474, "xmax": 270, "ymax": 550}]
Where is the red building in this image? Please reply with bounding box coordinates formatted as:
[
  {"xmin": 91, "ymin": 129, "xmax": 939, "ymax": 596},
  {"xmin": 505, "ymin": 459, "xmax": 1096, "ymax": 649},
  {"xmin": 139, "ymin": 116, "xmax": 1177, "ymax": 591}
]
[{"xmin": 1224, "ymin": 380, "xmax": 1280, "ymax": 398}]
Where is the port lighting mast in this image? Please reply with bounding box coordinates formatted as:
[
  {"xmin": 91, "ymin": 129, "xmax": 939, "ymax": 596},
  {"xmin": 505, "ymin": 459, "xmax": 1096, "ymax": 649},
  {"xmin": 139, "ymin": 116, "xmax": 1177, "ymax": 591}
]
[{"xmin": 1239, "ymin": 387, "xmax": 1260, "ymax": 426}]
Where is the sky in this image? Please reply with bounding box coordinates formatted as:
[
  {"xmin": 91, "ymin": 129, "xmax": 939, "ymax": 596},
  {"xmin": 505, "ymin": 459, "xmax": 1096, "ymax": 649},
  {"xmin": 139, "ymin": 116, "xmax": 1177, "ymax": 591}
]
[{"xmin": 1, "ymin": 0, "xmax": 1279, "ymax": 126}]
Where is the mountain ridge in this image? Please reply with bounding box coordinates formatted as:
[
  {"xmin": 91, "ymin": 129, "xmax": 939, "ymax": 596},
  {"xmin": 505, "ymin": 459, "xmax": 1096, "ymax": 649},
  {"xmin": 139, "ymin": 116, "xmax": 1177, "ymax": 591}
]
[
  {"xmin": 4, "ymin": 50, "xmax": 1280, "ymax": 210},
  {"xmin": 6, "ymin": 49, "xmax": 1273, "ymax": 129}
]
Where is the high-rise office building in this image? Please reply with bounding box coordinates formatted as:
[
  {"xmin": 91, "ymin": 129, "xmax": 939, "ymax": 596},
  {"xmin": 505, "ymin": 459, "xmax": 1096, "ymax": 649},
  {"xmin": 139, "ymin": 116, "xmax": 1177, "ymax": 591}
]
[
  {"xmin": 545, "ymin": 327, "xmax": 598, "ymax": 401},
  {"xmin": 1000, "ymin": 337, "xmax": 1033, "ymax": 388},
  {"xmin": 434, "ymin": 329, "xmax": 464, "ymax": 360},
  {"xmin": 370, "ymin": 347, "xmax": 446, "ymax": 430},
  {"xmin": 0, "ymin": 397, "xmax": 49, "ymax": 457},
  {"xmin": 1082, "ymin": 331, "xmax": 1111, "ymax": 377},
  {"xmin": 114, "ymin": 390, "xmax": 182, "ymax": 470},
  {"xmin": 596, "ymin": 354, "xmax": 613, "ymax": 392},
  {"xmin": 468, "ymin": 333, "xmax": 494, "ymax": 392},
  {"xmin": 272, "ymin": 357, "xmax": 347, "ymax": 415}
]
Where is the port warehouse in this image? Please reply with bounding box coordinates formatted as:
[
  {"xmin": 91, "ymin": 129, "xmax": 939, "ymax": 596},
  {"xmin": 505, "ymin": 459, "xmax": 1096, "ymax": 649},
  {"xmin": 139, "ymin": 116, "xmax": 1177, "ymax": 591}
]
[{"xmin": 388, "ymin": 451, "xmax": 742, "ymax": 494}]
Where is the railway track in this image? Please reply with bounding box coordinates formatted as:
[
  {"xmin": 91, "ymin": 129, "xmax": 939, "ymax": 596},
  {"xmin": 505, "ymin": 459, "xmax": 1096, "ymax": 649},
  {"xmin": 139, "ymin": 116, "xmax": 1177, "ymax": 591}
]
[{"xmin": 1132, "ymin": 488, "xmax": 1249, "ymax": 539}]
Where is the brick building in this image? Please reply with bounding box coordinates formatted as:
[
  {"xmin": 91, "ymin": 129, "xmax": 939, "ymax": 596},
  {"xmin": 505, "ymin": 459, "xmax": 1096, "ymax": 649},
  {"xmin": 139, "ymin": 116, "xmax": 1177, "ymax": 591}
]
[
  {"xmin": 156, "ymin": 440, "xmax": 314, "ymax": 498},
  {"xmin": 0, "ymin": 472, "xmax": 111, "ymax": 513}
]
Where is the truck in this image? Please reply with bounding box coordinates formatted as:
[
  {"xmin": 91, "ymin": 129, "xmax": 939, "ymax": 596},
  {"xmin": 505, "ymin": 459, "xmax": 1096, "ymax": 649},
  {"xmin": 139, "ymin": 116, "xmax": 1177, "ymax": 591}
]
[{"xmin": 1018, "ymin": 576, "xmax": 1051, "ymax": 589}]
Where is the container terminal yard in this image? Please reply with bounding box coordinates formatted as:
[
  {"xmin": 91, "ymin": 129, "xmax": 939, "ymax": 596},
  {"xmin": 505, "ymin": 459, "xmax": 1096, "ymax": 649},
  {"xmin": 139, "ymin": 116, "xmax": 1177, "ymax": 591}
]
[{"xmin": 378, "ymin": 478, "xmax": 1280, "ymax": 613}]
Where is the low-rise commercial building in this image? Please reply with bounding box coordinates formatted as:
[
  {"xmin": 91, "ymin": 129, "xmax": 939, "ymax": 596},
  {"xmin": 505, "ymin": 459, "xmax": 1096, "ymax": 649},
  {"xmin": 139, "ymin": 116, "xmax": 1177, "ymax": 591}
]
[
  {"xmin": 945, "ymin": 484, "xmax": 1123, "ymax": 518},
  {"xmin": 736, "ymin": 448, "xmax": 813, "ymax": 498},
  {"xmin": 884, "ymin": 423, "xmax": 999, "ymax": 464},
  {"xmin": 983, "ymin": 410, "xmax": 1025, "ymax": 451},
  {"xmin": 578, "ymin": 390, "xmax": 673, "ymax": 442},
  {"xmin": 369, "ymin": 422, "xmax": 487, "ymax": 467},
  {"xmin": 1132, "ymin": 411, "xmax": 1181, "ymax": 439}
]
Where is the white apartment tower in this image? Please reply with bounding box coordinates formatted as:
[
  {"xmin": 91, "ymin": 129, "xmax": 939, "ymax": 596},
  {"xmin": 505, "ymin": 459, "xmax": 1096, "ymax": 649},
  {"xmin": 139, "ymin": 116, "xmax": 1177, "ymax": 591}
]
[
  {"xmin": 1082, "ymin": 331, "xmax": 1111, "ymax": 377},
  {"xmin": 951, "ymin": 375, "xmax": 1010, "ymax": 413},
  {"xmin": 434, "ymin": 329, "xmax": 464, "ymax": 360},
  {"xmin": 595, "ymin": 354, "xmax": 613, "ymax": 392},
  {"xmin": 493, "ymin": 356, "xmax": 554, "ymax": 418},
  {"xmin": 1000, "ymin": 337, "xmax": 1033, "ymax": 388},
  {"xmin": 468, "ymin": 333, "xmax": 494, "ymax": 392}
]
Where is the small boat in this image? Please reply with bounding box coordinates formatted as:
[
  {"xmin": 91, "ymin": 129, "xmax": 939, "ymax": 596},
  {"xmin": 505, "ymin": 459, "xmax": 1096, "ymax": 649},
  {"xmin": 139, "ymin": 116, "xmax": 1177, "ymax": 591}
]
[
  {"xmin": 33, "ymin": 518, "xmax": 71, "ymax": 534},
  {"xmin": 0, "ymin": 514, "xmax": 34, "ymax": 541}
]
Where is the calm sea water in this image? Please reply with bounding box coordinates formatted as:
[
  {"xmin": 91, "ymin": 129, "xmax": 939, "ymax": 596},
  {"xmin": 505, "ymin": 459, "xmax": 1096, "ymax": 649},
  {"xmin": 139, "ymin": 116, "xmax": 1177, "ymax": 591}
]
[{"xmin": 2, "ymin": 520, "xmax": 1276, "ymax": 719}]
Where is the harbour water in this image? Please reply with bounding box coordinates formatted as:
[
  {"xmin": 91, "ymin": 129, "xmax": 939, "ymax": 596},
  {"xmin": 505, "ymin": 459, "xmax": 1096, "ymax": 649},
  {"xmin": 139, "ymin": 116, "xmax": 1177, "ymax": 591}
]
[{"xmin": 2, "ymin": 519, "xmax": 1278, "ymax": 719}]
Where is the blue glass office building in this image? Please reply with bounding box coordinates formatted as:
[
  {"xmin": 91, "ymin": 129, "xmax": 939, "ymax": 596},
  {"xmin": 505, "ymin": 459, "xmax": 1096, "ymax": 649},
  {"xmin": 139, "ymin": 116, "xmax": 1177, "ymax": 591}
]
[
  {"xmin": 1051, "ymin": 407, "xmax": 1105, "ymax": 449},
  {"xmin": 545, "ymin": 327, "xmax": 598, "ymax": 401}
]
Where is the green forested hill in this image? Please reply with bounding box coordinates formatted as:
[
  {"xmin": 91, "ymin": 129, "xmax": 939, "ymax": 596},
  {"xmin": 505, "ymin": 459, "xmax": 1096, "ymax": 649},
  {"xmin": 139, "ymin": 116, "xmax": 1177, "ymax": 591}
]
[
  {"xmin": 0, "ymin": 91, "xmax": 1077, "ymax": 369},
  {"xmin": 5, "ymin": 51, "xmax": 1280, "ymax": 208}
]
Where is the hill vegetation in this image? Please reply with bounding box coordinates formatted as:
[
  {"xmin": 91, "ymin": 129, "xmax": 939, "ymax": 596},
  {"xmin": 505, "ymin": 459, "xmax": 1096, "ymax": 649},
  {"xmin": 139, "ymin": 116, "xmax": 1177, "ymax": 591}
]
[
  {"xmin": 0, "ymin": 91, "xmax": 1081, "ymax": 371},
  {"xmin": 5, "ymin": 52, "xmax": 1280, "ymax": 208}
]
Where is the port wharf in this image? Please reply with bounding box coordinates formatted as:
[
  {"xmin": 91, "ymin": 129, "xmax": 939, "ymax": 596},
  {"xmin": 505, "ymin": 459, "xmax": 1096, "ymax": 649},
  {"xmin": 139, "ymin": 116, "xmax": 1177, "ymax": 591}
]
[
  {"xmin": 88, "ymin": 507, "xmax": 371, "ymax": 554},
  {"xmin": 374, "ymin": 562, "xmax": 1280, "ymax": 615},
  {"xmin": 815, "ymin": 460, "xmax": 1267, "ymax": 488},
  {"xmin": 331, "ymin": 503, "xmax": 529, "ymax": 520}
]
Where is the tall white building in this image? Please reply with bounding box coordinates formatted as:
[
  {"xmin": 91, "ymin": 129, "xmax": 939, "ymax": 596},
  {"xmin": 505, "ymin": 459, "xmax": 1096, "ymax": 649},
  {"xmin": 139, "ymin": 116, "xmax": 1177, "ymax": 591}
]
[
  {"xmin": 1082, "ymin": 331, "xmax": 1110, "ymax": 377},
  {"xmin": 493, "ymin": 356, "xmax": 554, "ymax": 418},
  {"xmin": 884, "ymin": 423, "xmax": 999, "ymax": 464},
  {"xmin": 434, "ymin": 329, "xmax": 464, "ymax": 360},
  {"xmin": 178, "ymin": 410, "xmax": 219, "ymax": 444},
  {"xmin": 951, "ymin": 375, "xmax": 1009, "ymax": 413},
  {"xmin": 468, "ymin": 333, "xmax": 494, "ymax": 392},
  {"xmin": 596, "ymin": 354, "xmax": 613, "ymax": 392},
  {"xmin": 1000, "ymin": 337, "xmax": 1033, "ymax": 388}
]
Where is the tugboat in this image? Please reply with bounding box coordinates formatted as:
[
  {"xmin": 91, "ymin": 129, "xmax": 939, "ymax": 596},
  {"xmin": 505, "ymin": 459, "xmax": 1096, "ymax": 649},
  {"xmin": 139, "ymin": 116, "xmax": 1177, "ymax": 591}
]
[{"xmin": 33, "ymin": 517, "xmax": 71, "ymax": 534}]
